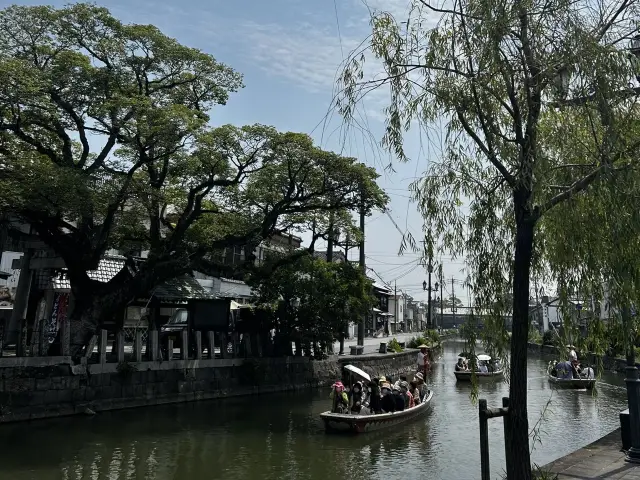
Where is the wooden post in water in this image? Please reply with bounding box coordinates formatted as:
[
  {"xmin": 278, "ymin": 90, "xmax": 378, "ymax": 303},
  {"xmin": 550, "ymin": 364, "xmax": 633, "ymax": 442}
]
[
  {"xmin": 479, "ymin": 399, "xmax": 490, "ymax": 480},
  {"xmin": 150, "ymin": 330, "xmax": 159, "ymax": 361}
]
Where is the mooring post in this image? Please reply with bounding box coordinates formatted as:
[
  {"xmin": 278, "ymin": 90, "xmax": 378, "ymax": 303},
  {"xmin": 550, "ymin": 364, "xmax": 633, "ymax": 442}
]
[
  {"xmin": 502, "ymin": 397, "xmax": 513, "ymax": 475},
  {"xmin": 479, "ymin": 398, "xmax": 490, "ymax": 480}
]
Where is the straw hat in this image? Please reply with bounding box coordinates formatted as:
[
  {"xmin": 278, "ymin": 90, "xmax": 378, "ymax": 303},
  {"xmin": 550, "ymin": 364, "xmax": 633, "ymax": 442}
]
[
  {"xmin": 381, "ymin": 382, "xmax": 391, "ymax": 390},
  {"xmin": 379, "ymin": 376, "xmax": 387, "ymax": 383},
  {"xmin": 413, "ymin": 372, "xmax": 424, "ymax": 382},
  {"xmin": 418, "ymin": 344, "xmax": 429, "ymax": 349}
]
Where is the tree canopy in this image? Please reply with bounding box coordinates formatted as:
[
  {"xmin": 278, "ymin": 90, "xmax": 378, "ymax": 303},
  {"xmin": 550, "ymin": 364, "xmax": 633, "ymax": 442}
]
[
  {"xmin": 337, "ymin": 0, "xmax": 640, "ymax": 476},
  {"xmin": 247, "ymin": 256, "xmax": 374, "ymax": 356},
  {"xmin": 0, "ymin": 3, "xmax": 387, "ymax": 355}
]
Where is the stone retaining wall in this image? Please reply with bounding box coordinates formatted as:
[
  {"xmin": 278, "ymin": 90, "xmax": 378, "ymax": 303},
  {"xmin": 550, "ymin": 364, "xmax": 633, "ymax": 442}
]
[{"xmin": 0, "ymin": 350, "xmax": 418, "ymax": 423}]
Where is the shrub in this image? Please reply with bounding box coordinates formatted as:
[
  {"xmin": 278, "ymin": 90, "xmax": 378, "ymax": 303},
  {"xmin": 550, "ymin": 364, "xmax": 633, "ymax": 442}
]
[
  {"xmin": 388, "ymin": 337, "xmax": 403, "ymax": 353},
  {"xmin": 423, "ymin": 329, "xmax": 441, "ymax": 346},
  {"xmin": 408, "ymin": 335, "xmax": 427, "ymax": 349},
  {"xmin": 528, "ymin": 325, "xmax": 542, "ymax": 344},
  {"xmin": 542, "ymin": 330, "xmax": 556, "ymax": 346}
]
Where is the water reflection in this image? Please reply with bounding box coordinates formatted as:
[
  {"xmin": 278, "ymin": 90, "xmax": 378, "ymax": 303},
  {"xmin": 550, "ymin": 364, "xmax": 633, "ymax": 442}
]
[{"xmin": 0, "ymin": 341, "xmax": 629, "ymax": 480}]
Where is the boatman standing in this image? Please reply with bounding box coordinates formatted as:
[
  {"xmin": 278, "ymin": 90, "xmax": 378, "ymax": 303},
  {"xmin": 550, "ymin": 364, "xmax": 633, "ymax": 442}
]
[{"xmin": 417, "ymin": 344, "xmax": 430, "ymax": 377}]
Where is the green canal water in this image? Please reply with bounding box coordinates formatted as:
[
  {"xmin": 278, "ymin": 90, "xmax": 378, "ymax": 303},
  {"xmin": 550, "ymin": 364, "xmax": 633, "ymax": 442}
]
[{"xmin": 0, "ymin": 341, "xmax": 628, "ymax": 480}]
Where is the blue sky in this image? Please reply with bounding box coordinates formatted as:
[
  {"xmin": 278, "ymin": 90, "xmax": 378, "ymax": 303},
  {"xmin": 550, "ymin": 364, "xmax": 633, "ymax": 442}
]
[{"xmin": 3, "ymin": 0, "xmax": 472, "ymax": 303}]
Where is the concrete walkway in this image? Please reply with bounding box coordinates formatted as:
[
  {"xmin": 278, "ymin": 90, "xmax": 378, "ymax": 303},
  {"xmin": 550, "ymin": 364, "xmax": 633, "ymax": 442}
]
[{"xmin": 543, "ymin": 429, "xmax": 640, "ymax": 479}]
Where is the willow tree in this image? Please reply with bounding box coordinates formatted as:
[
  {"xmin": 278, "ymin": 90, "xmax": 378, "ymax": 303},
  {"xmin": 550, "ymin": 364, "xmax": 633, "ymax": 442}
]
[
  {"xmin": 0, "ymin": 4, "xmax": 387, "ymax": 356},
  {"xmin": 338, "ymin": 0, "xmax": 640, "ymax": 477}
]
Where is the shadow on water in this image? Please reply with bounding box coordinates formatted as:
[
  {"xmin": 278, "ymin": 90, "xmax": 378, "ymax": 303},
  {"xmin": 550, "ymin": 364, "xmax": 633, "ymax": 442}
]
[{"xmin": 0, "ymin": 341, "xmax": 630, "ymax": 480}]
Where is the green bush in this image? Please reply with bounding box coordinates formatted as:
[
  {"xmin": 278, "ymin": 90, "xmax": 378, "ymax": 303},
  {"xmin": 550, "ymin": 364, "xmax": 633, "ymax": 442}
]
[
  {"xmin": 408, "ymin": 335, "xmax": 427, "ymax": 349},
  {"xmin": 528, "ymin": 325, "xmax": 542, "ymax": 343},
  {"xmin": 542, "ymin": 330, "xmax": 556, "ymax": 345},
  {"xmin": 388, "ymin": 337, "xmax": 404, "ymax": 353},
  {"xmin": 424, "ymin": 329, "xmax": 441, "ymax": 346}
]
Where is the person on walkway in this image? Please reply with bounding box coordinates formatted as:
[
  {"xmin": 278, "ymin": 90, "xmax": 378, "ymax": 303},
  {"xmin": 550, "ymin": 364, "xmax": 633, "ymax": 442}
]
[{"xmin": 380, "ymin": 382, "xmax": 396, "ymax": 413}]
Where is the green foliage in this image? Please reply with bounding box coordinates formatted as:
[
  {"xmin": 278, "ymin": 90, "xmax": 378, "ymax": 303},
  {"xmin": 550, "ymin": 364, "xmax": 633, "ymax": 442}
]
[
  {"xmin": 247, "ymin": 255, "xmax": 375, "ymax": 353},
  {"xmin": 388, "ymin": 337, "xmax": 403, "ymax": 353},
  {"xmin": 0, "ymin": 3, "xmax": 388, "ymax": 352},
  {"xmin": 528, "ymin": 325, "xmax": 542, "ymax": 344},
  {"xmin": 423, "ymin": 329, "xmax": 441, "ymax": 346},
  {"xmin": 542, "ymin": 330, "xmax": 556, "ymax": 346},
  {"xmin": 407, "ymin": 335, "xmax": 426, "ymax": 349}
]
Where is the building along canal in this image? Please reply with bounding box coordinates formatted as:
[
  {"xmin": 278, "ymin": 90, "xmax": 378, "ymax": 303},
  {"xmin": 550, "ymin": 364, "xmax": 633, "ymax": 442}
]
[{"xmin": 0, "ymin": 340, "xmax": 629, "ymax": 480}]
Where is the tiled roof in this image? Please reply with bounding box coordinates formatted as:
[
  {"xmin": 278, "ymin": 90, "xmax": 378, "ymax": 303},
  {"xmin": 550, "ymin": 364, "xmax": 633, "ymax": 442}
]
[
  {"xmin": 52, "ymin": 255, "xmax": 125, "ymax": 290},
  {"xmin": 152, "ymin": 275, "xmax": 213, "ymax": 301},
  {"xmin": 51, "ymin": 255, "xmax": 213, "ymax": 301}
]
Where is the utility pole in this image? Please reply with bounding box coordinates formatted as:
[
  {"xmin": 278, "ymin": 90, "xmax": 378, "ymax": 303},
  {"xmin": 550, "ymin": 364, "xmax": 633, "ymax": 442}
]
[
  {"xmin": 426, "ymin": 256, "xmax": 433, "ymax": 329},
  {"xmin": 358, "ymin": 188, "xmax": 365, "ymax": 346},
  {"xmin": 394, "ymin": 280, "xmax": 398, "ymax": 336},
  {"xmin": 328, "ymin": 215, "xmax": 344, "ymax": 355},
  {"xmin": 440, "ymin": 267, "xmax": 444, "ymax": 330},
  {"xmin": 452, "ymin": 277, "xmax": 457, "ymax": 327}
]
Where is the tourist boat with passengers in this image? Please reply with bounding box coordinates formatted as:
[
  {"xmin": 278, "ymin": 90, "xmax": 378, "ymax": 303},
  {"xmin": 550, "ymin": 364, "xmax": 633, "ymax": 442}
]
[
  {"xmin": 547, "ymin": 361, "xmax": 596, "ymax": 390},
  {"xmin": 320, "ymin": 364, "xmax": 434, "ymax": 434},
  {"xmin": 454, "ymin": 354, "xmax": 504, "ymax": 382},
  {"xmin": 320, "ymin": 390, "xmax": 434, "ymax": 434}
]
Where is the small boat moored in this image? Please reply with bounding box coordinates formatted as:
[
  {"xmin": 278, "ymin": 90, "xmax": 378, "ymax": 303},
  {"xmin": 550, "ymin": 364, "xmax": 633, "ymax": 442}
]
[
  {"xmin": 547, "ymin": 361, "xmax": 596, "ymax": 390},
  {"xmin": 454, "ymin": 354, "xmax": 504, "ymax": 381},
  {"xmin": 320, "ymin": 390, "xmax": 434, "ymax": 434}
]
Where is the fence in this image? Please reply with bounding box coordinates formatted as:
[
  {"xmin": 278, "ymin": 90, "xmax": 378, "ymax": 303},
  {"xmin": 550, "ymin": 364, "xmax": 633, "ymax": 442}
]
[{"xmin": 478, "ymin": 397, "xmax": 511, "ymax": 480}]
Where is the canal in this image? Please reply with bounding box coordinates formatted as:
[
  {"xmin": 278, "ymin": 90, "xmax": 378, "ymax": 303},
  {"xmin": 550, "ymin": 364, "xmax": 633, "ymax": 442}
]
[{"xmin": 0, "ymin": 341, "xmax": 628, "ymax": 480}]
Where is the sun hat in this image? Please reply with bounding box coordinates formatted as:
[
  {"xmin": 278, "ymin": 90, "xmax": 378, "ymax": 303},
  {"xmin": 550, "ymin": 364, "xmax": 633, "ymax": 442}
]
[
  {"xmin": 381, "ymin": 382, "xmax": 391, "ymax": 390},
  {"xmin": 418, "ymin": 344, "xmax": 429, "ymax": 349},
  {"xmin": 392, "ymin": 384, "xmax": 401, "ymax": 391},
  {"xmin": 414, "ymin": 372, "xmax": 424, "ymax": 382},
  {"xmin": 400, "ymin": 381, "xmax": 409, "ymax": 390},
  {"xmin": 379, "ymin": 376, "xmax": 387, "ymax": 383},
  {"xmin": 332, "ymin": 381, "xmax": 345, "ymax": 391}
]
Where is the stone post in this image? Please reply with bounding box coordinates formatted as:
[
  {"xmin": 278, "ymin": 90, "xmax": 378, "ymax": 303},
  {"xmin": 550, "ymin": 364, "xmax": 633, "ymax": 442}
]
[
  {"xmin": 207, "ymin": 331, "xmax": 215, "ymax": 359},
  {"xmin": 134, "ymin": 330, "xmax": 143, "ymax": 363},
  {"xmin": 99, "ymin": 329, "xmax": 108, "ymax": 364},
  {"xmin": 626, "ymin": 363, "xmax": 640, "ymax": 462},
  {"xmin": 116, "ymin": 330, "xmax": 125, "ymax": 363},
  {"xmin": 150, "ymin": 330, "xmax": 159, "ymax": 361},
  {"xmin": 181, "ymin": 330, "xmax": 188, "ymax": 360},
  {"xmin": 195, "ymin": 331, "xmax": 202, "ymax": 360},
  {"xmin": 167, "ymin": 338, "xmax": 174, "ymax": 361}
]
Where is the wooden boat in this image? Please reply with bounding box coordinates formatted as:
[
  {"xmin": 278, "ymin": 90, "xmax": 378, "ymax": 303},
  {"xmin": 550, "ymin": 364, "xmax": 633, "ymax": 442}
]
[
  {"xmin": 454, "ymin": 354, "xmax": 504, "ymax": 381},
  {"xmin": 454, "ymin": 369, "xmax": 504, "ymax": 381},
  {"xmin": 547, "ymin": 362, "xmax": 596, "ymax": 390},
  {"xmin": 320, "ymin": 391, "xmax": 434, "ymax": 434}
]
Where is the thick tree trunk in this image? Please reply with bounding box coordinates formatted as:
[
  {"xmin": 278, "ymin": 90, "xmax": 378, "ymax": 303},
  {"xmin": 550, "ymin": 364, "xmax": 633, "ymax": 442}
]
[{"xmin": 507, "ymin": 210, "xmax": 535, "ymax": 480}]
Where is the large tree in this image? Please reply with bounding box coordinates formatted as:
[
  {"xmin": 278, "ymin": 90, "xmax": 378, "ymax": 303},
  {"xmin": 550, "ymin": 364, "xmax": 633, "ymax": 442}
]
[
  {"xmin": 0, "ymin": 4, "xmax": 386, "ymax": 357},
  {"xmin": 248, "ymin": 256, "xmax": 375, "ymax": 356},
  {"xmin": 338, "ymin": 0, "xmax": 640, "ymax": 477}
]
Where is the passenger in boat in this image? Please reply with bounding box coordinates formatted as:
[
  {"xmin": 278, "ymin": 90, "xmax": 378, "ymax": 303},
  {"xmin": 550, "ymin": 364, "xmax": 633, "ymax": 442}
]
[
  {"xmin": 349, "ymin": 381, "xmax": 364, "ymax": 413},
  {"xmin": 392, "ymin": 384, "xmax": 406, "ymax": 411},
  {"xmin": 400, "ymin": 381, "xmax": 414, "ymax": 408},
  {"xmin": 368, "ymin": 378, "xmax": 382, "ymax": 414},
  {"xmin": 410, "ymin": 380, "xmax": 421, "ymax": 405},
  {"xmin": 478, "ymin": 361, "xmax": 489, "ymax": 374},
  {"xmin": 554, "ymin": 360, "xmax": 573, "ymax": 380},
  {"xmin": 330, "ymin": 381, "xmax": 349, "ymax": 413},
  {"xmin": 413, "ymin": 372, "xmax": 428, "ymax": 398},
  {"xmin": 393, "ymin": 375, "xmax": 408, "ymax": 390},
  {"xmin": 455, "ymin": 358, "xmax": 467, "ymax": 372},
  {"xmin": 571, "ymin": 359, "xmax": 582, "ymax": 379},
  {"xmin": 380, "ymin": 382, "xmax": 396, "ymax": 413}
]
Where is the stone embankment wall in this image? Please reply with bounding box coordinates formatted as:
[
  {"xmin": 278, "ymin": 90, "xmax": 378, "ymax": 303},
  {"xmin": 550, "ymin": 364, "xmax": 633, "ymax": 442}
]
[
  {"xmin": 0, "ymin": 350, "xmax": 418, "ymax": 423},
  {"xmin": 527, "ymin": 342, "xmax": 630, "ymax": 372}
]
